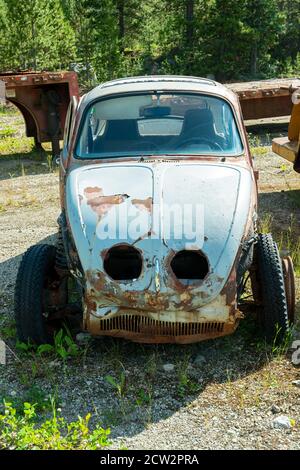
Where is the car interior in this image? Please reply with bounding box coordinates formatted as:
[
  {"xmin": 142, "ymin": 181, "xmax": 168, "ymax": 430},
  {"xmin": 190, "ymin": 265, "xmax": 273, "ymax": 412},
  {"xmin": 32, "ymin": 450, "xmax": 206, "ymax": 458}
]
[{"xmin": 76, "ymin": 92, "xmax": 243, "ymax": 157}]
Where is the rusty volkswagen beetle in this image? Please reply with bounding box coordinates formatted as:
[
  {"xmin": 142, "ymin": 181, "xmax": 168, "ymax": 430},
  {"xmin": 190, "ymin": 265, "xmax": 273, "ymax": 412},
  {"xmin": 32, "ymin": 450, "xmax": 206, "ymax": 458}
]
[{"xmin": 15, "ymin": 76, "xmax": 295, "ymax": 345}]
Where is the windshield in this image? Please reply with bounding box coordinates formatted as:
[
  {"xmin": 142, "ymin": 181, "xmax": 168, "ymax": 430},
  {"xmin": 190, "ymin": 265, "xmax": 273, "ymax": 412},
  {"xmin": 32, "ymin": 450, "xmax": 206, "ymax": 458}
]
[{"xmin": 76, "ymin": 93, "xmax": 243, "ymax": 158}]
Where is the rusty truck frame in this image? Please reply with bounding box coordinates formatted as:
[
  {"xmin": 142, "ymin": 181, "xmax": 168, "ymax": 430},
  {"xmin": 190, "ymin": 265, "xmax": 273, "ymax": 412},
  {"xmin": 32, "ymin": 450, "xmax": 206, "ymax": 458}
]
[{"xmin": 0, "ymin": 70, "xmax": 79, "ymax": 157}]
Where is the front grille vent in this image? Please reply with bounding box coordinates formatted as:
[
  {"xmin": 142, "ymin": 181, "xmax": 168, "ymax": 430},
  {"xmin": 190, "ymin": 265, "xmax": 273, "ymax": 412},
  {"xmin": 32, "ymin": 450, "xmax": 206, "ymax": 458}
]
[{"xmin": 99, "ymin": 314, "xmax": 224, "ymax": 336}]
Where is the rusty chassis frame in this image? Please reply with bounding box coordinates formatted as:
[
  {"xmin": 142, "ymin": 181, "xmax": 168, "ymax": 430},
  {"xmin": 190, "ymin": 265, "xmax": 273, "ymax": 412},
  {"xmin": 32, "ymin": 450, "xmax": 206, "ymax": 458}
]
[{"xmin": 0, "ymin": 70, "xmax": 79, "ymax": 157}]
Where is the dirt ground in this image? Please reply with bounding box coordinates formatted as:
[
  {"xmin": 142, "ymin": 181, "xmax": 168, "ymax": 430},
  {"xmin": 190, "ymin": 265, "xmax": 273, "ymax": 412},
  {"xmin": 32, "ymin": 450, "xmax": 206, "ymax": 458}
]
[{"xmin": 0, "ymin": 111, "xmax": 300, "ymax": 450}]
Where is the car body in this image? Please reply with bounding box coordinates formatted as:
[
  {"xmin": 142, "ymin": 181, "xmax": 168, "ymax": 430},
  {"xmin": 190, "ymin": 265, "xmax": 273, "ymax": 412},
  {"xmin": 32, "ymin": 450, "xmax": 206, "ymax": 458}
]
[
  {"xmin": 15, "ymin": 76, "xmax": 294, "ymax": 345},
  {"xmin": 59, "ymin": 76, "xmax": 257, "ymax": 343}
]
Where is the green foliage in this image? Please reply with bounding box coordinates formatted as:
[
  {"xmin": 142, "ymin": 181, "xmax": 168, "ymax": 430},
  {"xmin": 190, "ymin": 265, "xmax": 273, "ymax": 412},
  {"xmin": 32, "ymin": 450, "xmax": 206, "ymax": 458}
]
[
  {"xmin": 0, "ymin": 126, "xmax": 15, "ymax": 138},
  {"xmin": 271, "ymin": 323, "xmax": 294, "ymax": 355},
  {"xmin": 4, "ymin": 386, "xmax": 53, "ymax": 415},
  {"xmin": 0, "ymin": 1, "xmax": 299, "ymax": 86},
  {"xmin": 177, "ymin": 355, "xmax": 201, "ymax": 398},
  {"xmin": 0, "ymin": 0, "xmax": 75, "ymax": 71},
  {"xmin": 105, "ymin": 372, "xmax": 127, "ymax": 398},
  {"xmin": 16, "ymin": 328, "xmax": 82, "ymax": 360},
  {"xmin": 0, "ymin": 400, "xmax": 110, "ymax": 450},
  {"xmin": 135, "ymin": 387, "xmax": 152, "ymax": 407},
  {"xmin": 53, "ymin": 328, "xmax": 81, "ymax": 359}
]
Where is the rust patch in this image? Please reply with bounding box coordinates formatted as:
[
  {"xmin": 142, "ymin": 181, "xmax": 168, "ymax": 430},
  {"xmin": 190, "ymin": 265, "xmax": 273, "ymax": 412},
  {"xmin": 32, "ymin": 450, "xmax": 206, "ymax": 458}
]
[
  {"xmin": 84, "ymin": 186, "xmax": 129, "ymax": 219},
  {"xmin": 132, "ymin": 197, "xmax": 153, "ymax": 213},
  {"xmin": 86, "ymin": 311, "xmax": 239, "ymax": 344},
  {"xmin": 85, "ymin": 295, "xmax": 97, "ymax": 314},
  {"xmin": 86, "ymin": 269, "xmax": 106, "ymax": 292},
  {"xmin": 84, "ymin": 186, "xmax": 104, "ymax": 196}
]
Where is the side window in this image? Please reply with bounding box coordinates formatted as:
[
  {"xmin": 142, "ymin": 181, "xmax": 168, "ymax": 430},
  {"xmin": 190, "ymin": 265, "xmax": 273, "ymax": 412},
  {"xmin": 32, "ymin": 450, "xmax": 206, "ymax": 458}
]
[
  {"xmin": 63, "ymin": 96, "xmax": 78, "ymax": 151},
  {"xmin": 63, "ymin": 102, "xmax": 73, "ymax": 150}
]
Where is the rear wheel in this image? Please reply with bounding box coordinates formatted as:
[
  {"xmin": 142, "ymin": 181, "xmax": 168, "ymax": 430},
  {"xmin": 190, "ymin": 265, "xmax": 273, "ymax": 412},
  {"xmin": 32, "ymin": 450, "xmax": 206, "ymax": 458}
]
[
  {"xmin": 14, "ymin": 244, "xmax": 68, "ymax": 344},
  {"xmin": 255, "ymin": 233, "xmax": 290, "ymax": 343}
]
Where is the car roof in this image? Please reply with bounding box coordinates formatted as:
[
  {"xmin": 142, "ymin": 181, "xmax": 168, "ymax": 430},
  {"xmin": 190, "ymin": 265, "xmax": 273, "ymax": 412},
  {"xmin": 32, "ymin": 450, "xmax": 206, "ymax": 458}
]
[{"xmin": 83, "ymin": 75, "xmax": 238, "ymax": 106}]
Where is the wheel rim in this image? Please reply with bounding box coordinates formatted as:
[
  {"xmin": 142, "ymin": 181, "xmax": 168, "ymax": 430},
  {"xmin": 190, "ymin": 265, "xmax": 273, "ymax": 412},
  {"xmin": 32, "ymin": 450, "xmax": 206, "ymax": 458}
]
[
  {"xmin": 281, "ymin": 256, "xmax": 295, "ymax": 323},
  {"xmin": 42, "ymin": 266, "xmax": 69, "ymax": 337}
]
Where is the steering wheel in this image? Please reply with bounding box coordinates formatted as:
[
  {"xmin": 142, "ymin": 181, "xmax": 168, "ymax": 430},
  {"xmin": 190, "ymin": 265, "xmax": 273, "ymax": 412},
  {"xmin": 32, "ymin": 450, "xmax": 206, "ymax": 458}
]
[{"xmin": 175, "ymin": 137, "xmax": 223, "ymax": 151}]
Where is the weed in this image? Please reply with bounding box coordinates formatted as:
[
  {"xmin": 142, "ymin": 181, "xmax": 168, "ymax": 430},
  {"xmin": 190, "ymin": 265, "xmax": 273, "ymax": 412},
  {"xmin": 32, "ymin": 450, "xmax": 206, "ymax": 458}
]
[
  {"xmin": 0, "ymin": 136, "xmax": 35, "ymax": 156},
  {"xmin": 258, "ymin": 213, "xmax": 273, "ymax": 233},
  {"xmin": 105, "ymin": 371, "xmax": 127, "ymax": 398},
  {"xmin": 177, "ymin": 354, "xmax": 201, "ymax": 398},
  {"xmin": 0, "ymin": 104, "xmax": 17, "ymax": 115},
  {"xmin": 145, "ymin": 352, "xmax": 158, "ymax": 378},
  {"xmin": 16, "ymin": 328, "xmax": 82, "ymax": 361},
  {"xmin": 251, "ymin": 146, "xmax": 269, "ymax": 157},
  {"xmin": 271, "ymin": 323, "xmax": 294, "ymax": 357},
  {"xmin": 248, "ymin": 133, "xmax": 262, "ymax": 148},
  {"xmin": 135, "ymin": 386, "xmax": 153, "ymax": 407},
  {"xmin": 277, "ymin": 215, "xmax": 300, "ymax": 273},
  {"xmin": 103, "ymin": 339, "xmax": 123, "ymax": 368},
  {"xmin": 0, "ymin": 127, "xmax": 15, "ymax": 139},
  {"xmin": 101, "ymin": 406, "xmax": 125, "ymax": 427},
  {"xmin": 262, "ymin": 369, "xmax": 279, "ymax": 389},
  {"xmin": 0, "ymin": 400, "xmax": 110, "ymax": 450},
  {"xmin": 280, "ymin": 163, "xmax": 288, "ymax": 172},
  {"xmin": 13, "ymin": 386, "xmax": 53, "ymax": 414},
  {"xmin": 0, "ymin": 323, "xmax": 16, "ymax": 340},
  {"xmin": 53, "ymin": 328, "xmax": 81, "ymax": 360}
]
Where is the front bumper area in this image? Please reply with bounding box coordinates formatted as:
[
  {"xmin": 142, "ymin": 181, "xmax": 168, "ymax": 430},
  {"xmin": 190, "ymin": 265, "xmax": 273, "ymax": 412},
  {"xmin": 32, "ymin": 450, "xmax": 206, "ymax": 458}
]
[{"xmin": 84, "ymin": 296, "xmax": 242, "ymax": 344}]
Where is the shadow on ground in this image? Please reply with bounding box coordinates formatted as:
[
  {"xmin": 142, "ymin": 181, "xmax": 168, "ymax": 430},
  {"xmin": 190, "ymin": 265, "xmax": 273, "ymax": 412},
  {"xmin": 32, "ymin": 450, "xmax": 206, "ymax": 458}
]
[
  {"xmin": 1, "ymin": 227, "xmax": 298, "ymax": 442},
  {"xmin": 0, "ymin": 154, "xmax": 53, "ymax": 181},
  {"xmin": 0, "ymin": 152, "xmax": 299, "ymax": 440}
]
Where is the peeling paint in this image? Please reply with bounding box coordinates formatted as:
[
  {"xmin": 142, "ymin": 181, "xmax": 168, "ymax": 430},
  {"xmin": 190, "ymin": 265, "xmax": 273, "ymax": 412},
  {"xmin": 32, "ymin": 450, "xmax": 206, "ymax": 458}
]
[
  {"xmin": 84, "ymin": 186, "xmax": 129, "ymax": 219},
  {"xmin": 132, "ymin": 197, "xmax": 153, "ymax": 212}
]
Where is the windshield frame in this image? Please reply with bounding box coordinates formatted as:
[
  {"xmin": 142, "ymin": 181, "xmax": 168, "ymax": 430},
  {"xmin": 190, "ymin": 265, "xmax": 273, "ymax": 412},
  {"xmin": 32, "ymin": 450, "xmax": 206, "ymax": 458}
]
[{"xmin": 74, "ymin": 91, "xmax": 245, "ymax": 160}]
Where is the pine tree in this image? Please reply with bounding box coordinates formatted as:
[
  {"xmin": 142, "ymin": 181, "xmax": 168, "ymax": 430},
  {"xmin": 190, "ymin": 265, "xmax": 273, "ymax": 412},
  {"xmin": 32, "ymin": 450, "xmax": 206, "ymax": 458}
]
[
  {"xmin": 202, "ymin": 0, "xmax": 251, "ymax": 80},
  {"xmin": 1, "ymin": 0, "xmax": 75, "ymax": 71},
  {"xmin": 244, "ymin": 0, "xmax": 283, "ymax": 77},
  {"xmin": 274, "ymin": 0, "xmax": 300, "ymax": 70}
]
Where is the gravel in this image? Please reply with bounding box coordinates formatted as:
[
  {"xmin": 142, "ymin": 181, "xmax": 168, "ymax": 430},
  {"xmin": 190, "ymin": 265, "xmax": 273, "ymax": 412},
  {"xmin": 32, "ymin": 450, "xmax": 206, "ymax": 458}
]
[{"xmin": 0, "ymin": 140, "xmax": 300, "ymax": 450}]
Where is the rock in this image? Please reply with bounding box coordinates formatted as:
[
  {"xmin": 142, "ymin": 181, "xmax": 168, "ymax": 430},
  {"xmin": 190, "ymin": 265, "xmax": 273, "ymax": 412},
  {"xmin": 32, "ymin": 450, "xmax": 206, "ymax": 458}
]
[
  {"xmin": 10, "ymin": 390, "xmax": 17, "ymax": 397},
  {"xmin": 163, "ymin": 363, "xmax": 175, "ymax": 372},
  {"xmin": 291, "ymin": 330, "xmax": 300, "ymax": 340},
  {"xmin": 271, "ymin": 404, "xmax": 281, "ymax": 414},
  {"xmin": 292, "ymin": 380, "xmax": 300, "ymax": 388},
  {"xmin": 76, "ymin": 332, "xmax": 91, "ymax": 344},
  {"xmin": 193, "ymin": 354, "xmax": 207, "ymax": 367},
  {"xmin": 49, "ymin": 359, "xmax": 60, "ymax": 367},
  {"xmin": 272, "ymin": 415, "xmax": 292, "ymax": 430}
]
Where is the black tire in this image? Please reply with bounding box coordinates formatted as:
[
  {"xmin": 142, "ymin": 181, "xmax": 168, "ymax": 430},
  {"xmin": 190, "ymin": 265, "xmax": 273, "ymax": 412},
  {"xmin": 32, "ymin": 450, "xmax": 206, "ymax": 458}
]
[
  {"xmin": 256, "ymin": 233, "xmax": 289, "ymax": 343},
  {"xmin": 15, "ymin": 244, "xmax": 57, "ymax": 344}
]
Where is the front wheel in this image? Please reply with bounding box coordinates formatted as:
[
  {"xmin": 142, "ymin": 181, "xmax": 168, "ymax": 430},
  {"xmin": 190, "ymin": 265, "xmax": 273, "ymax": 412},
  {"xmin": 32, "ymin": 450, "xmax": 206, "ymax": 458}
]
[
  {"xmin": 255, "ymin": 233, "xmax": 290, "ymax": 343},
  {"xmin": 14, "ymin": 244, "xmax": 68, "ymax": 344}
]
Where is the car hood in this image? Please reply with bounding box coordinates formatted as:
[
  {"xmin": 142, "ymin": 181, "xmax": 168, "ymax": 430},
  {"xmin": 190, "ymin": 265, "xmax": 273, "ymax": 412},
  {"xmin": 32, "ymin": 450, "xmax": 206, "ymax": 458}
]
[{"xmin": 66, "ymin": 161, "xmax": 253, "ymax": 311}]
